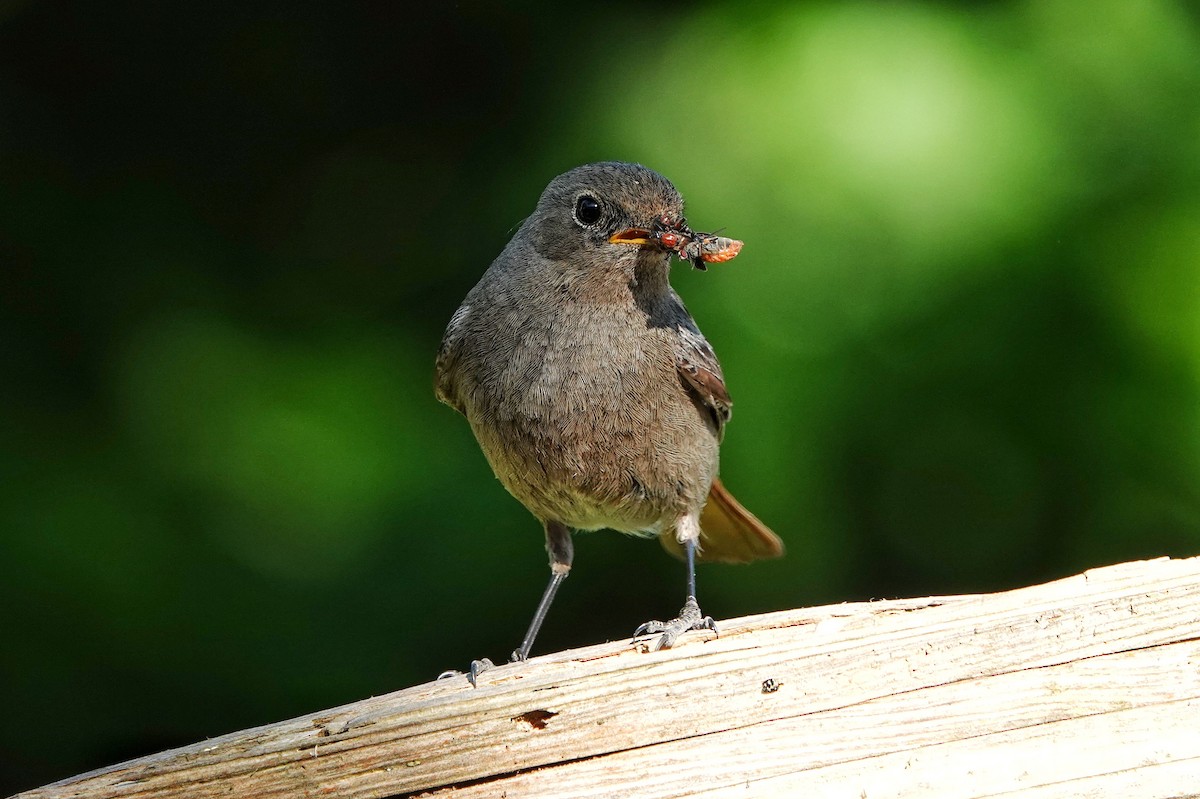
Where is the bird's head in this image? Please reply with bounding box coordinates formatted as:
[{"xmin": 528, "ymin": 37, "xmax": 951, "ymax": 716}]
[{"xmin": 529, "ymin": 161, "xmax": 686, "ymax": 270}]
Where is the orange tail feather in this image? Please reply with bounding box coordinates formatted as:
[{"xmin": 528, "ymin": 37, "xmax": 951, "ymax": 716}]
[{"xmin": 660, "ymin": 477, "xmax": 784, "ymax": 564}]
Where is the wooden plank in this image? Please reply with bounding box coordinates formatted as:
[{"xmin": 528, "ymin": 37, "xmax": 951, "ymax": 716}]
[
  {"xmin": 13, "ymin": 556, "xmax": 1200, "ymax": 799},
  {"xmin": 442, "ymin": 643, "xmax": 1200, "ymax": 797}
]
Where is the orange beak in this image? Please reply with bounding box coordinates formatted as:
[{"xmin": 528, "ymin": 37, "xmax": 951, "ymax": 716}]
[{"xmin": 608, "ymin": 228, "xmax": 654, "ymax": 246}]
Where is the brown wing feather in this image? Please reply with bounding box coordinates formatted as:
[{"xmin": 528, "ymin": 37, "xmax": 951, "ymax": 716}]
[
  {"xmin": 668, "ymin": 326, "xmax": 781, "ymax": 561},
  {"xmin": 676, "ymin": 327, "xmax": 731, "ymax": 439}
]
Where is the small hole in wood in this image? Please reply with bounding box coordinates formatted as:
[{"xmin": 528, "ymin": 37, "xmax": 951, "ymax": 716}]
[{"xmin": 512, "ymin": 709, "xmax": 558, "ymax": 729}]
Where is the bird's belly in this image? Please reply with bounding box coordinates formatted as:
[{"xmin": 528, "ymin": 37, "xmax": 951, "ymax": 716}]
[
  {"xmin": 468, "ymin": 373, "xmax": 718, "ymax": 531},
  {"xmin": 459, "ymin": 300, "xmax": 720, "ymax": 530}
]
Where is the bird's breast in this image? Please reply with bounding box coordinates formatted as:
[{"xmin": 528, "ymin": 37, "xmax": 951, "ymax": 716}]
[{"xmin": 463, "ymin": 299, "xmax": 718, "ymax": 530}]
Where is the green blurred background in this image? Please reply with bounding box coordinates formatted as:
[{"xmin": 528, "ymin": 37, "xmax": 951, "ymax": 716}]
[{"xmin": 3, "ymin": 0, "xmax": 1199, "ymax": 792}]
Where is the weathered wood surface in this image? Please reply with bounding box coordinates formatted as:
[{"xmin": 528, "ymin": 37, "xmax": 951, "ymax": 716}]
[{"xmin": 14, "ymin": 556, "xmax": 1200, "ymax": 799}]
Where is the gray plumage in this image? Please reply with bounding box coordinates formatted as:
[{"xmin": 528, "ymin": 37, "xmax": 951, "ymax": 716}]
[
  {"xmin": 436, "ymin": 162, "xmax": 725, "ymax": 540},
  {"xmin": 435, "ymin": 161, "xmax": 781, "ymax": 673}
]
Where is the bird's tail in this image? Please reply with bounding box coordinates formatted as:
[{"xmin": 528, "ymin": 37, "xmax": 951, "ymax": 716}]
[{"xmin": 660, "ymin": 477, "xmax": 785, "ymax": 564}]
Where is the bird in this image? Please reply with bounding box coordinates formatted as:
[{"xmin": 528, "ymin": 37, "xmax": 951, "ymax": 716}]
[{"xmin": 435, "ymin": 161, "xmax": 783, "ymax": 682}]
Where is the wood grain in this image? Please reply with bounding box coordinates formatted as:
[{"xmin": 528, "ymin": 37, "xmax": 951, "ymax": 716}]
[{"xmin": 14, "ymin": 556, "xmax": 1200, "ymax": 799}]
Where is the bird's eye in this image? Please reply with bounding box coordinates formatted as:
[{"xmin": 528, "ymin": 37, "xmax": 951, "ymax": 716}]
[{"xmin": 574, "ymin": 195, "xmax": 601, "ymax": 226}]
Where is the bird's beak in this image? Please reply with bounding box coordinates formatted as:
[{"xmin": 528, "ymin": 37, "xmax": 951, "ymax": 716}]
[{"xmin": 608, "ymin": 228, "xmax": 655, "ymax": 247}]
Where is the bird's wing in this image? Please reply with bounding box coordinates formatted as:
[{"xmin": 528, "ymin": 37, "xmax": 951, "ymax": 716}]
[
  {"xmin": 434, "ymin": 303, "xmax": 470, "ymax": 416},
  {"xmin": 675, "ymin": 324, "xmax": 731, "ymax": 440}
]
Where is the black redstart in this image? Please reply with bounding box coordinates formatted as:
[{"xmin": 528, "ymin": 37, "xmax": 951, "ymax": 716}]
[{"xmin": 436, "ymin": 161, "xmax": 783, "ymax": 681}]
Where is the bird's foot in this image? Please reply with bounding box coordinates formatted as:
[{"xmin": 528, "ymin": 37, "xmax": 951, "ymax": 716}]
[
  {"xmin": 467, "ymin": 658, "xmax": 495, "ymax": 687},
  {"xmin": 437, "ymin": 648, "xmax": 531, "ymax": 688},
  {"xmin": 437, "ymin": 658, "xmax": 496, "ymax": 688},
  {"xmin": 633, "ymin": 596, "xmax": 718, "ymax": 651}
]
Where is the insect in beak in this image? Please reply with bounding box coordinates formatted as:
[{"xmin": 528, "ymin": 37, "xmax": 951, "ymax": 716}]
[{"xmin": 648, "ymin": 215, "xmax": 743, "ymax": 270}]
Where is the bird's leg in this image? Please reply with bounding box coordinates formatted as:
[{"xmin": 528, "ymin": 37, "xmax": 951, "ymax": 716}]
[
  {"xmin": 686, "ymin": 523, "xmax": 698, "ymax": 600},
  {"xmin": 461, "ymin": 521, "xmax": 572, "ymax": 687},
  {"xmin": 512, "ymin": 520, "xmax": 573, "ymax": 662},
  {"xmin": 634, "ymin": 515, "xmax": 717, "ymax": 651}
]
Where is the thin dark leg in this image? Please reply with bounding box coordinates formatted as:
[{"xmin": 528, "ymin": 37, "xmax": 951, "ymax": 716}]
[
  {"xmin": 634, "ymin": 533, "xmax": 717, "ymax": 651},
  {"xmin": 686, "ymin": 536, "xmax": 698, "ymax": 600},
  {"xmin": 466, "ymin": 521, "xmax": 573, "ymax": 686},
  {"xmin": 510, "ymin": 520, "xmax": 573, "ymax": 663},
  {"xmin": 511, "ymin": 570, "xmax": 566, "ymax": 662}
]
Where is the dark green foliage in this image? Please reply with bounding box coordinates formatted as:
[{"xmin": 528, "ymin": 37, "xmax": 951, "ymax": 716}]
[{"xmin": 2, "ymin": 1, "xmax": 1199, "ymax": 793}]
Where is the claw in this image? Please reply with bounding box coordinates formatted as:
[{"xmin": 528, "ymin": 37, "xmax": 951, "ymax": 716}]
[
  {"xmin": 467, "ymin": 658, "xmax": 495, "ymax": 688},
  {"xmin": 633, "ymin": 596, "xmax": 719, "ymax": 651},
  {"xmin": 633, "ymin": 619, "xmax": 665, "ymax": 639}
]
